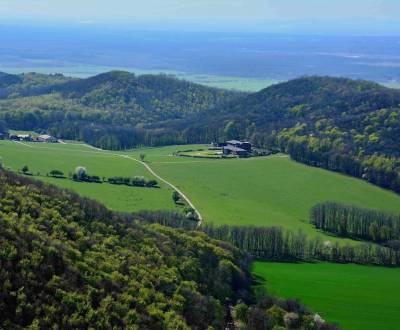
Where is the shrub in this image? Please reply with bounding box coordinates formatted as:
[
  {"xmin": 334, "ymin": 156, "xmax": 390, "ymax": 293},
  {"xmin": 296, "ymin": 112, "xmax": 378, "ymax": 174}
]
[
  {"xmin": 131, "ymin": 176, "xmax": 146, "ymax": 187},
  {"xmin": 172, "ymin": 191, "xmax": 181, "ymax": 203},
  {"xmin": 146, "ymin": 179, "xmax": 158, "ymax": 188},
  {"xmin": 49, "ymin": 170, "xmax": 64, "ymax": 178}
]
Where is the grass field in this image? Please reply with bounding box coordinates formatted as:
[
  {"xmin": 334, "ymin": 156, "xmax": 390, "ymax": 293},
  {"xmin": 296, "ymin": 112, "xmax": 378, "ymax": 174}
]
[
  {"xmin": 253, "ymin": 261, "xmax": 400, "ymax": 330},
  {"xmin": 3, "ymin": 140, "xmax": 400, "ymax": 239},
  {"xmin": 137, "ymin": 147, "xmax": 400, "ymax": 237},
  {"xmin": 0, "ymin": 140, "xmax": 178, "ymax": 213}
]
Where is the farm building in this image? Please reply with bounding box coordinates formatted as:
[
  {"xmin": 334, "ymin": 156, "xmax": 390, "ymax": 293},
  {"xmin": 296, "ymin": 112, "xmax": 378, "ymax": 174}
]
[
  {"xmin": 9, "ymin": 134, "xmax": 33, "ymax": 141},
  {"xmin": 38, "ymin": 134, "xmax": 58, "ymax": 143},
  {"xmin": 226, "ymin": 140, "xmax": 252, "ymax": 152},
  {"xmin": 223, "ymin": 145, "xmax": 248, "ymax": 157}
]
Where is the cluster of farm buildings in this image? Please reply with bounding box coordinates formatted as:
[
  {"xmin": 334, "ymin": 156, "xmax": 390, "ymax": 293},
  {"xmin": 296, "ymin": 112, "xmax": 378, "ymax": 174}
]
[
  {"xmin": 212, "ymin": 140, "xmax": 252, "ymax": 157},
  {"xmin": 2, "ymin": 133, "xmax": 59, "ymax": 143}
]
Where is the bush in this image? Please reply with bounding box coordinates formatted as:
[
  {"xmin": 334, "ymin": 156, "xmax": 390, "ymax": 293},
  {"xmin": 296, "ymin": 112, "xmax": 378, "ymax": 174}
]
[
  {"xmin": 146, "ymin": 179, "xmax": 158, "ymax": 188},
  {"xmin": 108, "ymin": 176, "xmax": 157, "ymax": 188},
  {"xmin": 172, "ymin": 191, "xmax": 181, "ymax": 203},
  {"xmin": 49, "ymin": 169, "xmax": 64, "ymax": 178},
  {"xmin": 131, "ymin": 176, "xmax": 146, "ymax": 187}
]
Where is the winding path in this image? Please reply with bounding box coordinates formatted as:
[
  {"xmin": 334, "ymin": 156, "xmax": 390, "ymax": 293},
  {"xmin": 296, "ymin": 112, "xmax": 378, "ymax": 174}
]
[
  {"xmin": 116, "ymin": 154, "xmax": 203, "ymax": 225},
  {"xmin": 11, "ymin": 140, "xmax": 203, "ymax": 225}
]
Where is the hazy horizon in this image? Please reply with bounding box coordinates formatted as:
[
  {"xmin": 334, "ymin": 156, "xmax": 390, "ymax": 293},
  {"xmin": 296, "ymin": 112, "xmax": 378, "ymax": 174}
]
[{"xmin": 1, "ymin": 0, "xmax": 400, "ymax": 35}]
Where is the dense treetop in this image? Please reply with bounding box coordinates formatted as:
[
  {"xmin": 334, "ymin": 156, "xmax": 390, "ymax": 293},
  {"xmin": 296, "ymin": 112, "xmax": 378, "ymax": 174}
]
[{"xmin": 0, "ymin": 169, "xmax": 252, "ymax": 329}]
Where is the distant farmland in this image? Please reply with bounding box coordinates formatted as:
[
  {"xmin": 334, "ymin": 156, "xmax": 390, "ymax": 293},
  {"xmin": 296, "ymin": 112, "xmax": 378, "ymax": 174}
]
[{"xmin": 253, "ymin": 262, "xmax": 400, "ymax": 330}]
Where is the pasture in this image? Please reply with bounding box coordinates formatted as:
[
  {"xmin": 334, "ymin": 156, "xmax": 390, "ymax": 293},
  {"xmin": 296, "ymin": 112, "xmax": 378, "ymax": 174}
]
[
  {"xmin": 2, "ymin": 140, "xmax": 400, "ymax": 239},
  {"xmin": 253, "ymin": 261, "xmax": 400, "ymax": 330},
  {"xmin": 0, "ymin": 140, "xmax": 177, "ymax": 213},
  {"xmin": 142, "ymin": 148, "xmax": 400, "ymax": 236}
]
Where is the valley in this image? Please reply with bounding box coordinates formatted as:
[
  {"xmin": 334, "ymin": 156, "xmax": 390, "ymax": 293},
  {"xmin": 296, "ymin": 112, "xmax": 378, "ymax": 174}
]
[{"xmin": 2, "ymin": 139, "xmax": 400, "ymax": 239}]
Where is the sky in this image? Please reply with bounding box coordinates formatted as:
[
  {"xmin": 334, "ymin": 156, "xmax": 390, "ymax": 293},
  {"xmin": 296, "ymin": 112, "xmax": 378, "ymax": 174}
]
[{"xmin": 0, "ymin": 0, "xmax": 399, "ymax": 33}]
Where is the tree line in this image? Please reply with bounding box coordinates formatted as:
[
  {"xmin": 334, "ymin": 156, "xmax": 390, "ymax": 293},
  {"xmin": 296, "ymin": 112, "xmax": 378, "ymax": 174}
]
[
  {"xmin": 134, "ymin": 213, "xmax": 400, "ymax": 267},
  {"xmin": 311, "ymin": 202, "xmax": 400, "ymax": 246},
  {"xmin": 201, "ymin": 224, "xmax": 400, "ymax": 266}
]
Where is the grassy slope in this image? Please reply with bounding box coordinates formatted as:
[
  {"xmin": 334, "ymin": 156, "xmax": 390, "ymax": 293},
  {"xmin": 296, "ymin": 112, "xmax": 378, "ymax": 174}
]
[
  {"xmin": 0, "ymin": 140, "xmax": 177, "ymax": 213},
  {"xmin": 3, "ymin": 141, "xmax": 400, "ymax": 238},
  {"xmin": 141, "ymin": 147, "xmax": 400, "ymax": 237},
  {"xmin": 253, "ymin": 262, "xmax": 400, "ymax": 330}
]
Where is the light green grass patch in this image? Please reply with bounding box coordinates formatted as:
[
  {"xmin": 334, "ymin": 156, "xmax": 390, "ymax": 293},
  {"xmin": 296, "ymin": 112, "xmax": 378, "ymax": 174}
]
[
  {"xmin": 253, "ymin": 261, "xmax": 400, "ymax": 330},
  {"xmin": 0, "ymin": 140, "xmax": 177, "ymax": 213},
  {"xmin": 146, "ymin": 152, "xmax": 400, "ymax": 239}
]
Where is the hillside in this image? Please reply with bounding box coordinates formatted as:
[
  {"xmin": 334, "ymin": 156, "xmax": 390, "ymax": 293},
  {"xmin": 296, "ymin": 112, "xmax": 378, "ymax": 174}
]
[
  {"xmin": 0, "ymin": 71, "xmax": 240, "ymax": 148},
  {"xmin": 1, "ymin": 73, "xmax": 400, "ymax": 192},
  {"xmin": 0, "ymin": 169, "xmax": 250, "ymax": 329},
  {"xmin": 0, "ymin": 72, "xmax": 73, "ymax": 99},
  {"xmin": 0, "ymin": 169, "xmax": 340, "ymax": 329},
  {"xmin": 181, "ymin": 77, "xmax": 400, "ymax": 193}
]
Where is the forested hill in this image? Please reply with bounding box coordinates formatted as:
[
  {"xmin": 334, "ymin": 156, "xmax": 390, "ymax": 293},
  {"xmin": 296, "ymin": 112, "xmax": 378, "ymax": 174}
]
[
  {"xmin": 181, "ymin": 77, "xmax": 400, "ymax": 193},
  {"xmin": 0, "ymin": 72, "xmax": 73, "ymax": 99},
  {"xmin": 1, "ymin": 72, "xmax": 400, "ymax": 193},
  {"xmin": 49, "ymin": 71, "xmax": 239, "ymax": 113},
  {"xmin": 251, "ymin": 78, "xmax": 400, "ymax": 193},
  {"xmin": 222, "ymin": 76, "xmax": 400, "ymax": 124},
  {"xmin": 0, "ymin": 71, "xmax": 240, "ymax": 148},
  {"xmin": 0, "ymin": 170, "xmax": 339, "ymax": 329},
  {"xmin": 0, "ymin": 169, "xmax": 250, "ymax": 329}
]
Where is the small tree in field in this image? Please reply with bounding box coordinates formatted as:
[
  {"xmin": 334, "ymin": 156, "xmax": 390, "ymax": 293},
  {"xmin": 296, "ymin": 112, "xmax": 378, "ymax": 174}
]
[
  {"xmin": 0, "ymin": 157, "xmax": 3, "ymax": 169},
  {"xmin": 172, "ymin": 191, "xmax": 180, "ymax": 204},
  {"xmin": 140, "ymin": 154, "xmax": 146, "ymax": 162},
  {"xmin": 74, "ymin": 166, "xmax": 87, "ymax": 181},
  {"xmin": 21, "ymin": 165, "xmax": 29, "ymax": 174}
]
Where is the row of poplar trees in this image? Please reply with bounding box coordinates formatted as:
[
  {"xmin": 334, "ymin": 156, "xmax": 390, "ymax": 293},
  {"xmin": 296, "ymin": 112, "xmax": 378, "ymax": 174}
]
[{"xmin": 310, "ymin": 202, "xmax": 400, "ymax": 244}]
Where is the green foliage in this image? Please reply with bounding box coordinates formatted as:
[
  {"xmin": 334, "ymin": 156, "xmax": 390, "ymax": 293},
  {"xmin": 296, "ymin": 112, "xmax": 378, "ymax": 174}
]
[
  {"xmin": 0, "ymin": 170, "xmax": 252, "ymax": 329},
  {"xmin": 172, "ymin": 191, "xmax": 181, "ymax": 204},
  {"xmin": 311, "ymin": 202, "xmax": 400, "ymax": 245},
  {"xmin": 48, "ymin": 169, "xmax": 64, "ymax": 178},
  {"xmin": 108, "ymin": 176, "xmax": 158, "ymax": 188},
  {"xmin": 203, "ymin": 223, "xmax": 400, "ymax": 266},
  {"xmin": 0, "ymin": 71, "xmax": 240, "ymax": 150}
]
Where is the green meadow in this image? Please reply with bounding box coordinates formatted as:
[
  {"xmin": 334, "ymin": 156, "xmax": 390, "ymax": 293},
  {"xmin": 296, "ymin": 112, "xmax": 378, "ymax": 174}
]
[
  {"xmin": 2, "ymin": 140, "xmax": 400, "ymax": 238},
  {"xmin": 140, "ymin": 147, "xmax": 400, "ymax": 236},
  {"xmin": 0, "ymin": 140, "xmax": 177, "ymax": 213},
  {"xmin": 253, "ymin": 261, "xmax": 400, "ymax": 330}
]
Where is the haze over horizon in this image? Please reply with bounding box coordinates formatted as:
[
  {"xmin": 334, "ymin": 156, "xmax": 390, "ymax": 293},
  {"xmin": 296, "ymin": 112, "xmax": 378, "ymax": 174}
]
[{"xmin": 1, "ymin": 0, "xmax": 400, "ymax": 34}]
